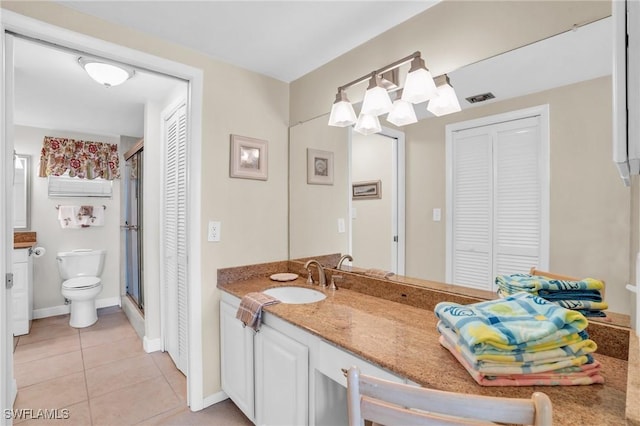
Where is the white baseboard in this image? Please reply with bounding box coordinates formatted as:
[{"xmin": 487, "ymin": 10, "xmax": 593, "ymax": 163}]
[
  {"xmin": 201, "ymin": 391, "xmax": 228, "ymax": 410},
  {"xmin": 143, "ymin": 336, "xmax": 163, "ymax": 353},
  {"xmin": 33, "ymin": 296, "xmax": 121, "ymax": 319}
]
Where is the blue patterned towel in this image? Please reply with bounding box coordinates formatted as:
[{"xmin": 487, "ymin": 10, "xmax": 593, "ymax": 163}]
[
  {"xmin": 496, "ymin": 274, "xmax": 604, "ymax": 295},
  {"xmin": 434, "ymin": 293, "xmax": 588, "ymax": 352},
  {"xmin": 538, "ymin": 289, "xmax": 603, "ymax": 302}
]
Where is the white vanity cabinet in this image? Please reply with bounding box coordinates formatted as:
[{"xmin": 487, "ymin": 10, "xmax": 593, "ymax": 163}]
[
  {"xmin": 220, "ymin": 300, "xmax": 255, "ymax": 422},
  {"xmin": 255, "ymin": 323, "xmax": 308, "ymax": 426},
  {"xmin": 12, "ymin": 248, "xmax": 33, "ymax": 336}
]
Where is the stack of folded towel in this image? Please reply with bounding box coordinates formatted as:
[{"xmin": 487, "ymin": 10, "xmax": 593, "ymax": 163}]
[
  {"xmin": 434, "ymin": 293, "xmax": 604, "ymax": 386},
  {"xmin": 495, "ymin": 274, "xmax": 608, "ymax": 317}
]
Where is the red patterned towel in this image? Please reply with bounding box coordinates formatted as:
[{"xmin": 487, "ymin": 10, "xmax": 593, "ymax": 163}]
[{"xmin": 236, "ymin": 292, "xmax": 280, "ymax": 331}]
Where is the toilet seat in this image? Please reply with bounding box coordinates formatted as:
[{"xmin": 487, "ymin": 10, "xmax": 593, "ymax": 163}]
[{"xmin": 62, "ymin": 277, "xmax": 101, "ymax": 290}]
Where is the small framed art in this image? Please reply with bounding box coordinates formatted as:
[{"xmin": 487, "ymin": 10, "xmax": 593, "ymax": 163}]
[
  {"xmin": 352, "ymin": 180, "xmax": 381, "ymax": 200},
  {"xmin": 307, "ymin": 148, "xmax": 334, "ymax": 185},
  {"xmin": 230, "ymin": 134, "xmax": 268, "ymax": 180}
]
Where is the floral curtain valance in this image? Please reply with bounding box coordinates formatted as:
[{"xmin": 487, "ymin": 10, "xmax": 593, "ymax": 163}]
[{"xmin": 39, "ymin": 136, "xmax": 120, "ymax": 180}]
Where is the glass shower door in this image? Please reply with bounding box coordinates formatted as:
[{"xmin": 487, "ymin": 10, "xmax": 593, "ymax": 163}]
[{"xmin": 124, "ymin": 149, "xmax": 144, "ymax": 312}]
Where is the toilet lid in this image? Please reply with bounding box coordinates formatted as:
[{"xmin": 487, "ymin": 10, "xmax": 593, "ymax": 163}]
[{"xmin": 63, "ymin": 277, "xmax": 101, "ymax": 289}]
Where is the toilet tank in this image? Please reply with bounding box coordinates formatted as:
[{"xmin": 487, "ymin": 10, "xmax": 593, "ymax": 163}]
[{"xmin": 56, "ymin": 249, "xmax": 106, "ymax": 280}]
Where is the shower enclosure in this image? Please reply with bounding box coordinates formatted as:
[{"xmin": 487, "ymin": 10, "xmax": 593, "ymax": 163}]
[{"xmin": 124, "ymin": 143, "xmax": 144, "ymax": 312}]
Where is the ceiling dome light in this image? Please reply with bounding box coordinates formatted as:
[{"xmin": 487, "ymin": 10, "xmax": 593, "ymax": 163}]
[
  {"xmin": 354, "ymin": 113, "xmax": 382, "ymax": 136},
  {"xmin": 328, "ymin": 90, "xmax": 357, "ymax": 127},
  {"xmin": 401, "ymin": 55, "xmax": 438, "ymax": 104},
  {"xmin": 361, "ymin": 73, "xmax": 393, "ymax": 116},
  {"xmin": 386, "ymin": 91, "xmax": 418, "ymax": 127},
  {"xmin": 427, "ymin": 75, "xmax": 461, "ymax": 117},
  {"xmin": 79, "ymin": 57, "xmax": 134, "ymax": 88}
]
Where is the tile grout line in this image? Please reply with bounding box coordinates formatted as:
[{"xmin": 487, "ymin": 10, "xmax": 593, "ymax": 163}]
[{"xmin": 78, "ymin": 329, "xmax": 95, "ymax": 426}]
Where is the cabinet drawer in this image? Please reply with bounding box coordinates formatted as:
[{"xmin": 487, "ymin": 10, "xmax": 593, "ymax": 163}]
[
  {"xmin": 12, "ymin": 248, "xmax": 30, "ymax": 263},
  {"xmin": 315, "ymin": 340, "xmax": 403, "ymax": 387}
]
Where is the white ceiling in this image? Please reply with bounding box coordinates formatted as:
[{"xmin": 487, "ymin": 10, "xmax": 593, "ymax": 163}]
[
  {"xmin": 12, "ymin": 3, "xmax": 611, "ymax": 138},
  {"xmin": 58, "ymin": 1, "xmax": 439, "ymax": 83}
]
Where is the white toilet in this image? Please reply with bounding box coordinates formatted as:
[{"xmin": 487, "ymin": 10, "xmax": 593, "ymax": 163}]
[{"xmin": 56, "ymin": 249, "xmax": 106, "ymax": 328}]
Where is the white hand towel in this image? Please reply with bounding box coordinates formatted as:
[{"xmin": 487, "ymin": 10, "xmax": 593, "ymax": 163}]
[
  {"xmin": 58, "ymin": 206, "xmax": 81, "ymax": 229},
  {"xmin": 89, "ymin": 205, "xmax": 105, "ymax": 227}
]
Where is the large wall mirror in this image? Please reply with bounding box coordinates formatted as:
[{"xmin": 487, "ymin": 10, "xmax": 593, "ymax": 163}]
[
  {"xmin": 289, "ymin": 15, "xmax": 633, "ymax": 317},
  {"xmin": 14, "ymin": 154, "xmax": 31, "ymax": 230}
]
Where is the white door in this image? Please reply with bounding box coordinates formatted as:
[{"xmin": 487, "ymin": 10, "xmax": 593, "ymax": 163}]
[
  {"xmin": 162, "ymin": 102, "xmax": 188, "ymax": 374},
  {"xmin": 446, "ymin": 107, "xmax": 549, "ymax": 291},
  {"xmin": 1, "ymin": 32, "xmax": 17, "ymax": 422},
  {"xmin": 350, "ymin": 129, "xmax": 405, "ymax": 275}
]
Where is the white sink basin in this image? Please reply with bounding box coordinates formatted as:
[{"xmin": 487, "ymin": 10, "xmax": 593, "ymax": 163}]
[{"xmin": 263, "ymin": 286, "xmax": 326, "ymax": 304}]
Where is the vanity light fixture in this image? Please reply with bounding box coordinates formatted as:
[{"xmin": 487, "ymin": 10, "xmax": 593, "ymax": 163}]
[
  {"xmin": 354, "ymin": 113, "xmax": 382, "ymax": 136},
  {"xmin": 386, "ymin": 90, "xmax": 418, "ymax": 127},
  {"xmin": 78, "ymin": 57, "xmax": 135, "ymax": 88},
  {"xmin": 328, "ymin": 51, "xmax": 459, "ymax": 135},
  {"xmin": 361, "ymin": 72, "xmax": 393, "ymax": 116},
  {"xmin": 328, "ymin": 90, "xmax": 357, "ymax": 127},
  {"xmin": 401, "ymin": 55, "xmax": 438, "ymax": 104},
  {"xmin": 427, "ymin": 74, "xmax": 461, "ymax": 117}
]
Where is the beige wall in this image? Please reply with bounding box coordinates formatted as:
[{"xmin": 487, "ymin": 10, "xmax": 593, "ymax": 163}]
[
  {"xmin": 289, "ymin": 1, "xmax": 610, "ymax": 125},
  {"xmin": 2, "ymin": 1, "xmax": 290, "ymax": 399},
  {"xmin": 352, "ymin": 132, "xmax": 393, "ymax": 271},
  {"xmin": 13, "ymin": 125, "xmax": 122, "ymax": 311},
  {"xmin": 402, "ymin": 76, "xmax": 631, "ymax": 314},
  {"xmin": 289, "ymin": 117, "xmax": 349, "ymax": 258}
]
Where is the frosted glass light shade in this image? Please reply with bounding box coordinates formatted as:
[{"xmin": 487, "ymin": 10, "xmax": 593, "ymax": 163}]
[
  {"xmin": 401, "ymin": 56, "xmax": 438, "ymax": 104},
  {"xmin": 328, "ymin": 91, "xmax": 357, "ymax": 127},
  {"xmin": 354, "ymin": 113, "xmax": 381, "ymax": 135},
  {"xmin": 361, "ymin": 75, "xmax": 393, "ymax": 116},
  {"xmin": 427, "ymin": 76, "xmax": 461, "ymax": 117},
  {"xmin": 79, "ymin": 58, "xmax": 134, "ymax": 87},
  {"xmin": 386, "ymin": 99, "xmax": 417, "ymax": 126}
]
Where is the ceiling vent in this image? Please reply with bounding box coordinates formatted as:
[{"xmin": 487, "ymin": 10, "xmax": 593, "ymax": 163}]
[{"xmin": 465, "ymin": 92, "xmax": 495, "ymax": 104}]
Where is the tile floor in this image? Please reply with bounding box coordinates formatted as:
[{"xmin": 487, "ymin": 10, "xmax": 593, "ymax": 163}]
[{"xmin": 13, "ymin": 306, "xmax": 252, "ymax": 425}]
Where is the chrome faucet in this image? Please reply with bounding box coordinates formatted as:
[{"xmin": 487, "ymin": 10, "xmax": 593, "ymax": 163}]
[
  {"xmin": 304, "ymin": 259, "xmax": 326, "ymax": 288},
  {"xmin": 336, "ymin": 254, "xmax": 353, "ymax": 270}
]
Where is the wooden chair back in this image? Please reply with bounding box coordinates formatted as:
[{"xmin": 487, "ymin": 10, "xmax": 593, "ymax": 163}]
[{"xmin": 346, "ymin": 367, "xmax": 553, "ymax": 426}]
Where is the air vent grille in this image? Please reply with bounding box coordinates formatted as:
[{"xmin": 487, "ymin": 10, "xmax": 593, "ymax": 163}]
[{"xmin": 466, "ymin": 92, "xmax": 495, "ymax": 104}]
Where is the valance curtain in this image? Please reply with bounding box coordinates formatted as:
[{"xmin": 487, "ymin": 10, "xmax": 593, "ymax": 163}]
[{"xmin": 39, "ymin": 136, "xmax": 120, "ymax": 180}]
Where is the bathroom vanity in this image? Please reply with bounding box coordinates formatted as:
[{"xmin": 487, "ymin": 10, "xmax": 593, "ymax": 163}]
[{"xmin": 218, "ymin": 260, "xmax": 632, "ymax": 426}]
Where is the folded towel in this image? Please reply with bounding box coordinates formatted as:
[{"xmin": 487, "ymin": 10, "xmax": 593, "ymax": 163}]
[
  {"xmin": 88, "ymin": 205, "xmax": 105, "ymax": 227},
  {"xmin": 363, "ymin": 268, "xmax": 395, "ymax": 279},
  {"xmin": 438, "ymin": 322, "xmax": 593, "ymax": 375},
  {"xmin": 495, "ymin": 274, "xmax": 604, "ymax": 294},
  {"xmin": 440, "ymin": 335, "xmax": 605, "ymax": 386},
  {"xmin": 538, "ymin": 289, "xmax": 603, "ymax": 302},
  {"xmin": 236, "ymin": 292, "xmax": 280, "ymax": 331},
  {"xmin": 554, "ymin": 300, "xmax": 608, "ymax": 311},
  {"xmin": 437, "ymin": 322, "xmax": 597, "ymax": 363},
  {"xmin": 434, "ymin": 293, "xmax": 588, "ymax": 352}
]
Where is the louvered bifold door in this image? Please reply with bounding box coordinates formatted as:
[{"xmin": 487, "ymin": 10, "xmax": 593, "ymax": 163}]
[
  {"xmin": 493, "ymin": 117, "xmax": 542, "ymax": 281},
  {"xmin": 451, "ymin": 127, "xmax": 493, "ymax": 290},
  {"xmin": 163, "ymin": 103, "xmax": 188, "ymax": 375}
]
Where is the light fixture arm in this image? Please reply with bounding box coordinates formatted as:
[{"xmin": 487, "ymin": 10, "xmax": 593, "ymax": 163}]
[{"xmin": 336, "ymin": 51, "xmax": 421, "ymax": 93}]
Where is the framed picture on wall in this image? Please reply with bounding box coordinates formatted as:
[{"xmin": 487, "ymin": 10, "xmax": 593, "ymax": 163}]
[
  {"xmin": 230, "ymin": 134, "xmax": 268, "ymax": 180},
  {"xmin": 307, "ymin": 148, "xmax": 334, "ymax": 185},
  {"xmin": 352, "ymin": 180, "xmax": 381, "ymax": 200}
]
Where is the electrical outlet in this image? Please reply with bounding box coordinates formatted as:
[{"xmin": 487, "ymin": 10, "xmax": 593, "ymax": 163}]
[{"xmin": 208, "ymin": 221, "xmax": 221, "ymax": 242}]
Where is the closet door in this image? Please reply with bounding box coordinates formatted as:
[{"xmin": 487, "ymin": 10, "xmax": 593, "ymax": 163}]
[
  {"xmin": 163, "ymin": 102, "xmax": 188, "ymax": 374},
  {"xmin": 447, "ymin": 110, "xmax": 548, "ymax": 292},
  {"xmin": 450, "ymin": 127, "xmax": 493, "ymax": 289}
]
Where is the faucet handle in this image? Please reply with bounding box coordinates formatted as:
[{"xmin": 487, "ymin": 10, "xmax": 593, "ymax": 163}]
[
  {"xmin": 329, "ymin": 275, "xmax": 342, "ymax": 290},
  {"xmin": 306, "ymin": 268, "xmax": 314, "ymax": 285}
]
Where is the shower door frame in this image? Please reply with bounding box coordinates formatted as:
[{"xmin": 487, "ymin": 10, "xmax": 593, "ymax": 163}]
[{"xmin": 124, "ymin": 141, "xmax": 144, "ymax": 312}]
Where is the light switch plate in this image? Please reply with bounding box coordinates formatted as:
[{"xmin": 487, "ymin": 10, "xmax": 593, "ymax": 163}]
[
  {"xmin": 338, "ymin": 218, "xmax": 346, "ymax": 233},
  {"xmin": 208, "ymin": 221, "xmax": 221, "ymax": 242},
  {"xmin": 432, "ymin": 208, "xmax": 441, "ymax": 222}
]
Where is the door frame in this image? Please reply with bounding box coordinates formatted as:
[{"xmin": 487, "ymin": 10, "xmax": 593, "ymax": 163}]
[
  {"xmin": 348, "ymin": 127, "xmax": 406, "ymax": 275},
  {"xmin": 0, "ymin": 10, "xmax": 206, "ymax": 410}
]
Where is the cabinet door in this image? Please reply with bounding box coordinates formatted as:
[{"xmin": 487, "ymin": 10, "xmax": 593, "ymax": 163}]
[
  {"xmin": 255, "ymin": 323, "xmax": 308, "ymax": 426},
  {"xmin": 220, "ymin": 301, "xmax": 255, "ymax": 422},
  {"xmin": 12, "ymin": 259, "xmax": 29, "ymax": 336}
]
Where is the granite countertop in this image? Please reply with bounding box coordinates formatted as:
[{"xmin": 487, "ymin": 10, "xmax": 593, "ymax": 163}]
[{"xmin": 218, "ymin": 277, "xmax": 628, "ymax": 426}]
